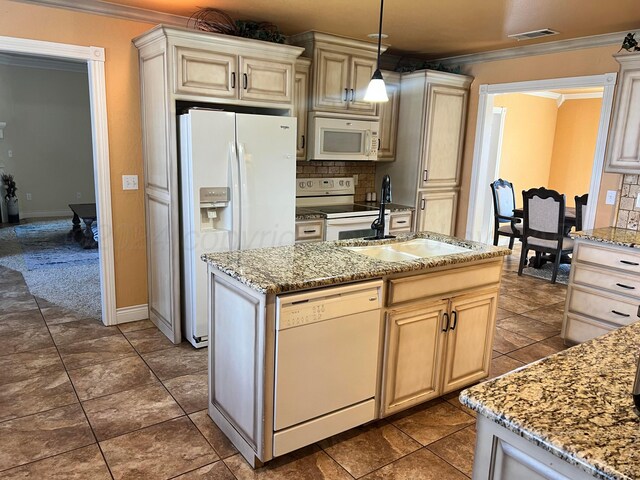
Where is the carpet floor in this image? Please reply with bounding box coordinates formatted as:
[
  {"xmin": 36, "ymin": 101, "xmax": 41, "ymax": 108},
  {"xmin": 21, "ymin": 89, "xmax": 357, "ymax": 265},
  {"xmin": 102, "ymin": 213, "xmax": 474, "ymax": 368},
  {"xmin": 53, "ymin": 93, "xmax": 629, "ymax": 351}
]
[{"xmin": 0, "ymin": 218, "xmax": 101, "ymax": 319}]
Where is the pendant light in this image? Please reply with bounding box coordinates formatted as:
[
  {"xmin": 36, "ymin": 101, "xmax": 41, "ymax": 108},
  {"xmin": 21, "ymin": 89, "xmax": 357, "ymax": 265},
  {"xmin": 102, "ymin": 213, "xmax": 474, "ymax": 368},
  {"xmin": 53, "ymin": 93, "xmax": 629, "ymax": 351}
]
[{"xmin": 364, "ymin": 0, "xmax": 389, "ymax": 103}]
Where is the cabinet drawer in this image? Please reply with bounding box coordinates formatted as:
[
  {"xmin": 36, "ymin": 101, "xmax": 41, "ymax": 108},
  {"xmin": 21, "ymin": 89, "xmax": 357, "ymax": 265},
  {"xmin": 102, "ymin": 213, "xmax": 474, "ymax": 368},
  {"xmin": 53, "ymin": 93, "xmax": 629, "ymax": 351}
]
[
  {"xmin": 174, "ymin": 47, "xmax": 236, "ymax": 98},
  {"xmin": 387, "ymin": 261, "xmax": 502, "ymax": 306},
  {"xmin": 566, "ymin": 285, "xmax": 640, "ymax": 327},
  {"xmin": 562, "ymin": 311, "xmax": 615, "ymax": 345},
  {"xmin": 295, "ymin": 221, "xmax": 324, "ymax": 242},
  {"xmin": 574, "ymin": 241, "xmax": 640, "ymax": 275},
  {"xmin": 390, "ymin": 212, "xmax": 412, "ymax": 231},
  {"xmin": 572, "ymin": 264, "xmax": 640, "ymax": 299}
]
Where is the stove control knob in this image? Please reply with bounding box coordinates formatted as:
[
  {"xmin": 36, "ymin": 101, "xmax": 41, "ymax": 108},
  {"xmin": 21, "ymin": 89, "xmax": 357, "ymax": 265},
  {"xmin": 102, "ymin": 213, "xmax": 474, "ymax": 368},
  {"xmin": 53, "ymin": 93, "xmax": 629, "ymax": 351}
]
[
  {"xmin": 298, "ymin": 182, "xmax": 305, "ymax": 188},
  {"xmin": 339, "ymin": 180, "xmax": 344, "ymax": 186},
  {"xmin": 307, "ymin": 181, "xmax": 313, "ymax": 187},
  {"xmin": 346, "ymin": 181, "xmax": 351, "ymax": 187}
]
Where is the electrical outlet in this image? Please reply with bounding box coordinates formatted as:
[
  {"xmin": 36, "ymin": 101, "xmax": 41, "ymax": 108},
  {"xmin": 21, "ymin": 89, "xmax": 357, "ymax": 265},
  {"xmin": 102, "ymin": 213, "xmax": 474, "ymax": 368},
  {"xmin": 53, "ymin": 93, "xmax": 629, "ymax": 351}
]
[
  {"xmin": 76, "ymin": 192, "xmax": 82, "ymax": 199},
  {"xmin": 636, "ymin": 194, "xmax": 640, "ymax": 209},
  {"xmin": 122, "ymin": 175, "xmax": 139, "ymax": 190},
  {"xmin": 26, "ymin": 193, "xmax": 32, "ymax": 201},
  {"xmin": 353, "ymin": 174, "xmax": 358, "ymax": 186},
  {"xmin": 606, "ymin": 190, "xmax": 617, "ymax": 205},
  {"xmin": 7, "ymin": 150, "xmax": 12, "ymax": 158}
]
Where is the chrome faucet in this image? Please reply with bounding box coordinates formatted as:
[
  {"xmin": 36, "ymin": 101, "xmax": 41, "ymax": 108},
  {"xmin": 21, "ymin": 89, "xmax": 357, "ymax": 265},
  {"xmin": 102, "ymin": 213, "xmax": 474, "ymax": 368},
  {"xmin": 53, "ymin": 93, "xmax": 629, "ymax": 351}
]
[{"xmin": 368, "ymin": 175, "xmax": 395, "ymax": 240}]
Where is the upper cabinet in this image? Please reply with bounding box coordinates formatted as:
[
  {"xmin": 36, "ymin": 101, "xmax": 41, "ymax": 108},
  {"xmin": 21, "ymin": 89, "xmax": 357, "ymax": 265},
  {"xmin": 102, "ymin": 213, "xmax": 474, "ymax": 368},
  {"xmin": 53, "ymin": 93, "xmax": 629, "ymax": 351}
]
[
  {"xmin": 294, "ymin": 58, "xmax": 311, "ymax": 160},
  {"xmin": 605, "ymin": 52, "xmax": 640, "ymax": 174},
  {"xmin": 377, "ymin": 71, "xmax": 401, "ymax": 161},
  {"xmin": 289, "ymin": 32, "xmax": 386, "ymax": 117}
]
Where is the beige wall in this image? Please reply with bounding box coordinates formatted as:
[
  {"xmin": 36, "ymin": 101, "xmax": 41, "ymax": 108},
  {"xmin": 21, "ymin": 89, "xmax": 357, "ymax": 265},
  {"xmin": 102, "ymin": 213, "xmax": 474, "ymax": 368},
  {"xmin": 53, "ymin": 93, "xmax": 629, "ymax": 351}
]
[
  {"xmin": 547, "ymin": 98, "xmax": 601, "ymax": 207},
  {"xmin": 0, "ymin": 0, "xmax": 154, "ymax": 308},
  {"xmin": 494, "ymin": 94, "xmax": 559, "ymax": 207},
  {"xmin": 457, "ymin": 45, "xmax": 623, "ymax": 236},
  {"xmin": 0, "ymin": 64, "xmax": 95, "ymax": 217}
]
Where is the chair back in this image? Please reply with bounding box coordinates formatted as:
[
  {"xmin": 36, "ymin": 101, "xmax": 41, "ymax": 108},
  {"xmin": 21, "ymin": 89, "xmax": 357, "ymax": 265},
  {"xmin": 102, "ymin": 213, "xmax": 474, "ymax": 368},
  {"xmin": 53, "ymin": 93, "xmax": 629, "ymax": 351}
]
[
  {"xmin": 522, "ymin": 187, "xmax": 565, "ymax": 245},
  {"xmin": 490, "ymin": 179, "xmax": 516, "ymax": 222},
  {"xmin": 574, "ymin": 193, "xmax": 588, "ymax": 231}
]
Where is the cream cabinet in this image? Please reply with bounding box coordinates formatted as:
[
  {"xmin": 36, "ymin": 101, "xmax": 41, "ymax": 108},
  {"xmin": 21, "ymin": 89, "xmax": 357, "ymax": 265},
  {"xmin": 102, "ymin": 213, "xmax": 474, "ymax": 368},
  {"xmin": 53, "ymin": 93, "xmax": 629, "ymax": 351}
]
[
  {"xmin": 133, "ymin": 25, "xmax": 302, "ymax": 343},
  {"xmin": 604, "ymin": 52, "xmax": 640, "ymax": 174},
  {"xmin": 382, "ymin": 288, "xmax": 498, "ymax": 416},
  {"xmin": 417, "ymin": 190, "xmax": 459, "ymax": 236},
  {"xmin": 294, "ymin": 219, "xmax": 324, "ymax": 243},
  {"xmin": 562, "ymin": 238, "xmax": 640, "ymax": 344},
  {"xmin": 381, "ymin": 260, "xmax": 501, "ymax": 417},
  {"xmin": 376, "ymin": 70, "xmax": 472, "ymax": 236},
  {"xmin": 389, "ymin": 210, "xmax": 413, "ymax": 235},
  {"xmin": 294, "ymin": 59, "xmax": 311, "ymax": 160},
  {"xmin": 377, "ymin": 71, "xmax": 401, "ymax": 161},
  {"xmin": 289, "ymin": 32, "xmax": 386, "ymax": 116}
]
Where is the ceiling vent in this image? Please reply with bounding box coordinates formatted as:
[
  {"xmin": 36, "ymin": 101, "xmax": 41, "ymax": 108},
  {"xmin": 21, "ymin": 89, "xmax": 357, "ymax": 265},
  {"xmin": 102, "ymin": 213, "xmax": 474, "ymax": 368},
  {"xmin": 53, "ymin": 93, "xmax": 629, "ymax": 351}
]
[{"xmin": 508, "ymin": 29, "xmax": 559, "ymax": 41}]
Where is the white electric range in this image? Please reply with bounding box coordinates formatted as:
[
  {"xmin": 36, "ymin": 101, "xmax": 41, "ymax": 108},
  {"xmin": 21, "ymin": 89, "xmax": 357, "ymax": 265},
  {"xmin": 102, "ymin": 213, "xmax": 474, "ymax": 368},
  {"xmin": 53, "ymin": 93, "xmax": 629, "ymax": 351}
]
[{"xmin": 296, "ymin": 177, "xmax": 389, "ymax": 241}]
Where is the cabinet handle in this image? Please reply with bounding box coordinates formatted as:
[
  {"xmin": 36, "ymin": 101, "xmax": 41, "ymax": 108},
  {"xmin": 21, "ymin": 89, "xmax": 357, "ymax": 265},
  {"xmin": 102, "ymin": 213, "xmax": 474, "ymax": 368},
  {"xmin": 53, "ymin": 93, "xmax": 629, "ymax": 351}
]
[
  {"xmin": 620, "ymin": 260, "xmax": 639, "ymax": 266},
  {"xmin": 378, "ymin": 138, "xmax": 381, "ymax": 150},
  {"xmin": 231, "ymin": 72, "xmax": 236, "ymax": 88},
  {"xmin": 616, "ymin": 283, "xmax": 635, "ymax": 290},
  {"xmin": 396, "ymin": 220, "xmax": 407, "ymax": 224},
  {"xmin": 344, "ymin": 88, "xmax": 349, "ymax": 102},
  {"xmin": 441, "ymin": 312, "xmax": 450, "ymax": 332},
  {"xmin": 450, "ymin": 311, "xmax": 458, "ymax": 330},
  {"xmin": 421, "ymin": 198, "xmax": 426, "ymax": 210},
  {"xmin": 350, "ymin": 88, "xmax": 355, "ymax": 102},
  {"xmin": 423, "ymin": 169, "xmax": 428, "ymax": 182},
  {"xmin": 303, "ymin": 229, "xmax": 317, "ymax": 234},
  {"xmin": 243, "ymin": 73, "xmax": 248, "ymax": 89},
  {"xmin": 301, "ymin": 135, "xmax": 305, "ymax": 149},
  {"xmin": 611, "ymin": 310, "xmax": 630, "ymax": 317}
]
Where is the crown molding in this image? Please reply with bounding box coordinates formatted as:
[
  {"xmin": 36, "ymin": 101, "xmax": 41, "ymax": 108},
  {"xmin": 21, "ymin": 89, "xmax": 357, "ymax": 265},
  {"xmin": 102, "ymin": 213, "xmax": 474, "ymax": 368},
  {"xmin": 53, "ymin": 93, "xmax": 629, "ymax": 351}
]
[
  {"xmin": 13, "ymin": 0, "xmax": 188, "ymax": 27},
  {"xmin": 436, "ymin": 29, "xmax": 640, "ymax": 66},
  {"xmin": 521, "ymin": 89, "xmax": 603, "ymax": 107}
]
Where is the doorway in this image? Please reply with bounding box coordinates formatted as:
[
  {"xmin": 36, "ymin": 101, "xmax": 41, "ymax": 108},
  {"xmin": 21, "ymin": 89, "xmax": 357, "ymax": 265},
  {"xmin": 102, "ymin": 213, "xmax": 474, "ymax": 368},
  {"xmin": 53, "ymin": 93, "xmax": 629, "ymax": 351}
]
[
  {"xmin": 466, "ymin": 73, "xmax": 618, "ymax": 244},
  {"xmin": 0, "ymin": 35, "xmax": 115, "ymax": 325}
]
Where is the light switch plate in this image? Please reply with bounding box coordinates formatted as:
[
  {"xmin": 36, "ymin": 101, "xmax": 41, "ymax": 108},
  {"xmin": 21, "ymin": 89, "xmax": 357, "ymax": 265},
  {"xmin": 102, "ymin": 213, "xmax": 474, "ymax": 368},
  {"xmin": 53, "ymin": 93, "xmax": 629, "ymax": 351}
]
[
  {"xmin": 636, "ymin": 194, "xmax": 640, "ymax": 209},
  {"xmin": 605, "ymin": 190, "xmax": 616, "ymax": 205},
  {"xmin": 122, "ymin": 175, "xmax": 138, "ymax": 190}
]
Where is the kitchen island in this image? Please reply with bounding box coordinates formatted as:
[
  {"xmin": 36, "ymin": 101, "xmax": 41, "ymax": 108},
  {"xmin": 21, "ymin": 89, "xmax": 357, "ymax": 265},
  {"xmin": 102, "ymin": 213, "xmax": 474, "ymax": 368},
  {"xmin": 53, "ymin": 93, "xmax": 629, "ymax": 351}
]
[
  {"xmin": 461, "ymin": 321, "xmax": 640, "ymax": 480},
  {"xmin": 202, "ymin": 232, "xmax": 509, "ymax": 466}
]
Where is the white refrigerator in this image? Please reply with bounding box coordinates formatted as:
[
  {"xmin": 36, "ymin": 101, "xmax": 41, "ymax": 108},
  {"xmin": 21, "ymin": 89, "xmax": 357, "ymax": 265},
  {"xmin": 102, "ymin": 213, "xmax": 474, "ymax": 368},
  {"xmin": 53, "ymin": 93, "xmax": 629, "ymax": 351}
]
[{"xmin": 180, "ymin": 109, "xmax": 296, "ymax": 347}]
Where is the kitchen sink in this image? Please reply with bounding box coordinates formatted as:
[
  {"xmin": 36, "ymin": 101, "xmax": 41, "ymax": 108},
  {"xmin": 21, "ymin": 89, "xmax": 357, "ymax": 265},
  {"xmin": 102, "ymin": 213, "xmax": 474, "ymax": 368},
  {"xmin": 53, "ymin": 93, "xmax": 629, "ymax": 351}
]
[{"xmin": 345, "ymin": 238, "xmax": 472, "ymax": 261}]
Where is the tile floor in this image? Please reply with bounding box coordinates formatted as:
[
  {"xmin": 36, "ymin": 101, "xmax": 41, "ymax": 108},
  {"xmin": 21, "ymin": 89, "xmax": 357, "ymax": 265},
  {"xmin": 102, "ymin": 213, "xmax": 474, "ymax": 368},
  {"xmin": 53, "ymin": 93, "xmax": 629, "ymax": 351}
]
[{"xmin": 0, "ymin": 246, "xmax": 568, "ymax": 479}]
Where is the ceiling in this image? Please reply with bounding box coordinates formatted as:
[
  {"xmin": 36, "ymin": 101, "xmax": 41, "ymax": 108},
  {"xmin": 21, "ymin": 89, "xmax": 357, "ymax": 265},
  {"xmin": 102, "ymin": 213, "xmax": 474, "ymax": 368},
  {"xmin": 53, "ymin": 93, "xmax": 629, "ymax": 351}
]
[{"xmin": 100, "ymin": 0, "xmax": 640, "ymax": 59}]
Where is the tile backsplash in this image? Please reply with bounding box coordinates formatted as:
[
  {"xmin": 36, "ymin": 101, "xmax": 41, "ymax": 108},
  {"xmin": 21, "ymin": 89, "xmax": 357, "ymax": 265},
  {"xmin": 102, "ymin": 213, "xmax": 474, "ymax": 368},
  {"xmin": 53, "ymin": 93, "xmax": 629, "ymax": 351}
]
[
  {"xmin": 616, "ymin": 174, "xmax": 640, "ymax": 230},
  {"xmin": 296, "ymin": 161, "xmax": 376, "ymax": 202}
]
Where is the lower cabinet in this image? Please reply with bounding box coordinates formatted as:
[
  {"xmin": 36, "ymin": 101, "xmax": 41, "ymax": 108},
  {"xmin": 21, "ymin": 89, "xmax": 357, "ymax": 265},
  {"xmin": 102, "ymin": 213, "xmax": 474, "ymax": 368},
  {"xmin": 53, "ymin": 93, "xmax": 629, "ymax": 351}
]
[
  {"xmin": 381, "ymin": 288, "xmax": 498, "ymax": 417},
  {"xmin": 417, "ymin": 189, "xmax": 458, "ymax": 236}
]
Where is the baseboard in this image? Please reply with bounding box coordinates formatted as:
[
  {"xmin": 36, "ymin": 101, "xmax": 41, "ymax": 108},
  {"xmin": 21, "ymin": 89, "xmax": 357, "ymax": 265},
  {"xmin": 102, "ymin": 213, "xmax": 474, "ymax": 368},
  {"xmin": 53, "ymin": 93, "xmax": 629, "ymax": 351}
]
[
  {"xmin": 115, "ymin": 304, "xmax": 149, "ymax": 324},
  {"xmin": 20, "ymin": 210, "xmax": 72, "ymax": 219}
]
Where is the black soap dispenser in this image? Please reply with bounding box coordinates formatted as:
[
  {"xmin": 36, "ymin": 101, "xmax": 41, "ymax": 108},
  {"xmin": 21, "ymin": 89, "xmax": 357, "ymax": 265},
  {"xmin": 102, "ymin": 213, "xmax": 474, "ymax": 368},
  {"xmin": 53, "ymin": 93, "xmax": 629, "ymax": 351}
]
[{"xmin": 634, "ymin": 353, "xmax": 640, "ymax": 412}]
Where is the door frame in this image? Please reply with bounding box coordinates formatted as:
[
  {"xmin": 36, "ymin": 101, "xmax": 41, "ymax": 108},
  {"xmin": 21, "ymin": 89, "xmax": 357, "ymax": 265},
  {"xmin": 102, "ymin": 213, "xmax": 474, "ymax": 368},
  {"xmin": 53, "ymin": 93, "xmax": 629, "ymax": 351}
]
[
  {"xmin": 0, "ymin": 35, "xmax": 116, "ymax": 326},
  {"xmin": 465, "ymin": 73, "xmax": 618, "ymax": 243}
]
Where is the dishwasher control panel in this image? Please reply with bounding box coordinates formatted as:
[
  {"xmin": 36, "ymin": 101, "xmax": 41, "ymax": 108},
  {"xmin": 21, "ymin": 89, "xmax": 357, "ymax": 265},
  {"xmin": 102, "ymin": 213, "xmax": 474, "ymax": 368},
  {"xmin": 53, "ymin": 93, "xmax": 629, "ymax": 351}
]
[{"xmin": 277, "ymin": 281, "xmax": 383, "ymax": 330}]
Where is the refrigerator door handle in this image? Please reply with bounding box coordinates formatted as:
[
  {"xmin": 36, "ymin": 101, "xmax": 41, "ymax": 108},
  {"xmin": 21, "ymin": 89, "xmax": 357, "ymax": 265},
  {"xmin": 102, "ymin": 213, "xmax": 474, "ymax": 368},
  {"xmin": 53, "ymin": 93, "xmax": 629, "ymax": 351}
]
[
  {"xmin": 229, "ymin": 142, "xmax": 241, "ymax": 251},
  {"xmin": 237, "ymin": 142, "xmax": 249, "ymax": 250}
]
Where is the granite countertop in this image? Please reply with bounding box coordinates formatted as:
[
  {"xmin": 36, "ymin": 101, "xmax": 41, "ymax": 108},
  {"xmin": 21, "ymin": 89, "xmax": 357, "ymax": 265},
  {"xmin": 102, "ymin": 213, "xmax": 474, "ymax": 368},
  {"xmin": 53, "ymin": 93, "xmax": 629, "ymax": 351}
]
[
  {"xmin": 201, "ymin": 232, "xmax": 509, "ymax": 294},
  {"xmin": 295, "ymin": 207, "xmax": 325, "ymax": 221},
  {"xmin": 572, "ymin": 227, "xmax": 640, "ymax": 249},
  {"xmin": 460, "ymin": 322, "xmax": 640, "ymax": 480},
  {"xmin": 357, "ymin": 202, "xmax": 415, "ymax": 212}
]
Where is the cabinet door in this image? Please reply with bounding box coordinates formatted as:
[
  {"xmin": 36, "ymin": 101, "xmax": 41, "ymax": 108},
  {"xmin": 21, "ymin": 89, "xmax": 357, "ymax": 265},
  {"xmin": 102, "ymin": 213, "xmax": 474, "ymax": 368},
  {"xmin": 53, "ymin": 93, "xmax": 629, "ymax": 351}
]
[
  {"xmin": 381, "ymin": 300, "xmax": 448, "ymax": 417},
  {"xmin": 314, "ymin": 48, "xmax": 350, "ymax": 111},
  {"xmin": 441, "ymin": 290, "xmax": 498, "ymax": 394},
  {"xmin": 174, "ymin": 46, "xmax": 236, "ymax": 98},
  {"xmin": 417, "ymin": 190, "xmax": 458, "ymax": 235},
  {"xmin": 348, "ymin": 56, "xmax": 378, "ymax": 114},
  {"xmin": 294, "ymin": 63, "xmax": 310, "ymax": 160},
  {"xmin": 239, "ymin": 57, "xmax": 293, "ymax": 103},
  {"xmin": 605, "ymin": 54, "xmax": 640, "ymax": 173},
  {"xmin": 421, "ymin": 85, "xmax": 468, "ymax": 189},
  {"xmin": 377, "ymin": 71, "xmax": 401, "ymax": 160}
]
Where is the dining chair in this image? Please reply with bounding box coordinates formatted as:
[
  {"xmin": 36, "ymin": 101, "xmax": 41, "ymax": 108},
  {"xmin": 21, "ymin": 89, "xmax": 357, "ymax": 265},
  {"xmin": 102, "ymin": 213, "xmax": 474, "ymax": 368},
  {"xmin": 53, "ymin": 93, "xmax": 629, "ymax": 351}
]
[
  {"xmin": 518, "ymin": 187, "xmax": 574, "ymax": 284},
  {"xmin": 574, "ymin": 193, "xmax": 588, "ymax": 232},
  {"xmin": 490, "ymin": 179, "xmax": 523, "ymax": 249}
]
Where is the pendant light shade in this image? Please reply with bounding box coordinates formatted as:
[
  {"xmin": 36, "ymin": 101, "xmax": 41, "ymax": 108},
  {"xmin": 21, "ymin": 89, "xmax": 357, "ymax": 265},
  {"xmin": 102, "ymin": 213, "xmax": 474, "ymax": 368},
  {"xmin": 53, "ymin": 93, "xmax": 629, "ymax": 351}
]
[{"xmin": 364, "ymin": 0, "xmax": 388, "ymax": 103}]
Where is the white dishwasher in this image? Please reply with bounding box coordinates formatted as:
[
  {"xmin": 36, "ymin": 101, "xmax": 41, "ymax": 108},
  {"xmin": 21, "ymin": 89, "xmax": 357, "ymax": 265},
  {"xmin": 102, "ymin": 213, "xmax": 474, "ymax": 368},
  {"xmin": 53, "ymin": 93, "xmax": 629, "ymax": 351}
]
[{"xmin": 272, "ymin": 280, "xmax": 383, "ymax": 456}]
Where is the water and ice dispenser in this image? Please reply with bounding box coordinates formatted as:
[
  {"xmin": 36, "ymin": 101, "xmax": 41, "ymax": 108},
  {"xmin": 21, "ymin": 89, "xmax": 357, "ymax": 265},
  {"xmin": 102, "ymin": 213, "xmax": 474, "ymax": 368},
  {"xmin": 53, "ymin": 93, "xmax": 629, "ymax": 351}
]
[{"xmin": 199, "ymin": 187, "xmax": 229, "ymax": 230}]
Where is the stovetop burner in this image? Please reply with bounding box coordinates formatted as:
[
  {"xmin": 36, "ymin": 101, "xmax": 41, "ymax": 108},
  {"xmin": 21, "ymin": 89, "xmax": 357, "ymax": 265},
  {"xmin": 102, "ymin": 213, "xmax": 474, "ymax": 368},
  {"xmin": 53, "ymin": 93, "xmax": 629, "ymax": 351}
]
[{"xmin": 307, "ymin": 204, "xmax": 379, "ymax": 215}]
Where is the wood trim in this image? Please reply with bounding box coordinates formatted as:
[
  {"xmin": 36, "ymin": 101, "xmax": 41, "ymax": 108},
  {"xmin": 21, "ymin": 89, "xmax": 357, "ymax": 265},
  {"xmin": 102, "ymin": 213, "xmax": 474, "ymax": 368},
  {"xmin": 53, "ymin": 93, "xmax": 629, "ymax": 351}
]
[{"xmin": 0, "ymin": 35, "xmax": 117, "ymax": 327}]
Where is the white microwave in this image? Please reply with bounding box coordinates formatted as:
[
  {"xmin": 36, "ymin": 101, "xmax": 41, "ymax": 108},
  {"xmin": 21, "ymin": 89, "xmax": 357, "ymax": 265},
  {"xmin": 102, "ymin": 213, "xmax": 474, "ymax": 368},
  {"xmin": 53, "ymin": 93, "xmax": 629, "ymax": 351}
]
[{"xmin": 307, "ymin": 114, "xmax": 379, "ymax": 161}]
